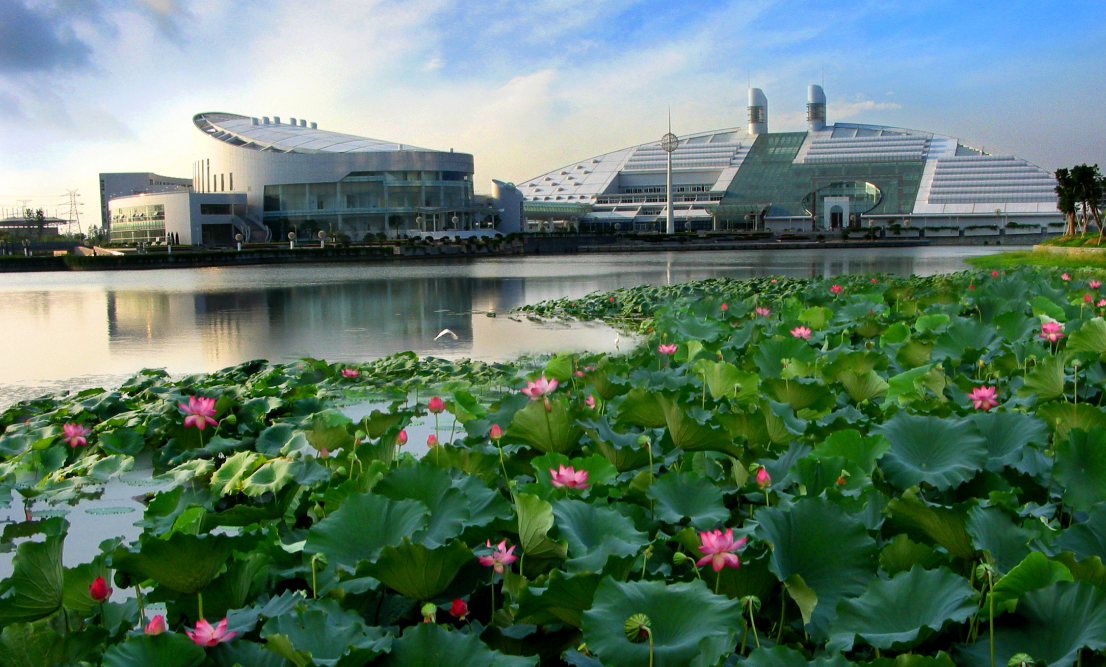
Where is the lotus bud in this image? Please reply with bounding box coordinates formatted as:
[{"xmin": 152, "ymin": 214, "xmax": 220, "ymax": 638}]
[
  {"xmin": 145, "ymin": 614, "xmax": 167, "ymax": 635},
  {"xmin": 673, "ymin": 551, "xmax": 688, "ymax": 565},
  {"xmin": 88, "ymin": 576, "xmax": 112, "ymax": 602},
  {"xmin": 449, "ymin": 598, "xmax": 469, "ymax": 621},
  {"xmin": 396, "ymin": 429, "xmax": 407, "ymax": 447},
  {"xmin": 427, "ymin": 434, "xmax": 438, "ymax": 448},
  {"xmin": 421, "ymin": 602, "xmax": 437, "ymax": 623},
  {"xmin": 490, "ymin": 424, "xmax": 503, "ymax": 441},
  {"xmin": 624, "ymin": 613, "xmax": 652, "ymax": 642},
  {"xmin": 427, "ymin": 396, "xmax": 445, "ymax": 414}
]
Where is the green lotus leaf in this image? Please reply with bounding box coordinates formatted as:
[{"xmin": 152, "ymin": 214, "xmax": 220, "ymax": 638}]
[
  {"xmin": 914, "ymin": 313, "xmax": 951, "ymax": 334},
  {"xmin": 1021, "ymin": 355, "xmax": 1066, "ymax": 401},
  {"xmin": 0, "ymin": 622, "xmax": 61, "ymax": 667},
  {"xmin": 645, "ymin": 471, "xmax": 729, "ymax": 529},
  {"xmin": 0, "ymin": 532, "xmax": 65, "ymax": 628},
  {"xmin": 450, "ymin": 472, "xmax": 514, "ymax": 527},
  {"xmin": 879, "ymin": 534, "xmax": 943, "ymax": 576},
  {"xmin": 931, "ymin": 317, "xmax": 1000, "ymax": 363},
  {"xmin": 965, "ymin": 506, "xmax": 1035, "ymax": 573},
  {"xmin": 656, "ymin": 395, "xmax": 741, "ymax": 457},
  {"xmin": 874, "ymin": 412, "xmax": 986, "ymax": 491},
  {"xmin": 375, "ymin": 462, "xmax": 471, "ymax": 548},
  {"xmin": 379, "ymin": 617, "xmax": 536, "ymax": 666},
  {"xmin": 361, "ymin": 538, "xmax": 471, "ymax": 601},
  {"xmin": 111, "ymin": 532, "xmax": 242, "ymax": 595},
  {"xmin": 957, "ymin": 581, "xmax": 1106, "ymax": 667},
  {"xmin": 304, "ymin": 493, "xmax": 429, "ymax": 571},
  {"xmin": 1066, "ymin": 317, "xmax": 1106, "ymax": 356},
  {"xmin": 886, "ymin": 491, "xmax": 976, "ymax": 560},
  {"xmin": 1029, "ymin": 295, "xmax": 1067, "ymax": 321},
  {"xmin": 507, "ymin": 398, "xmax": 582, "ymax": 455},
  {"xmin": 1054, "ymin": 427, "xmax": 1106, "ymax": 511},
  {"xmin": 755, "ymin": 497, "xmax": 878, "ymax": 638},
  {"xmin": 208, "ymin": 640, "xmax": 290, "ymax": 667},
  {"xmin": 829, "ymin": 565, "xmax": 975, "ymax": 652},
  {"xmin": 515, "ymin": 492, "xmax": 567, "ymax": 559},
  {"xmin": 691, "ymin": 360, "xmax": 759, "ymax": 402},
  {"xmin": 255, "ymin": 424, "xmax": 310, "ymax": 457},
  {"xmin": 986, "ymin": 551, "xmax": 1073, "ymax": 616},
  {"xmin": 1052, "ymin": 552, "xmax": 1106, "ymax": 588},
  {"xmin": 552, "ymin": 499, "xmax": 648, "ymax": 573},
  {"xmin": 754, "ymin": 337, "xmax": 818, "ymax": 379},
  {"xmin": 763, "ymin": 378, "xmax": 836, "ymax": 413},
  {"xmin": 61, "ymin": 560, "xmax": 108, "ymax": 616},
  {"xmin": 793, "ymin": 455, "xmax": 869, "ymax": 497},
  {"xmin": 967, "ymin": 410, "xmax": 1048, "ymax": 471},
  {"xmin": 261, "ymin": 606, "xmax": 392, "ymax": 666},
  {"xmin": 101, "ymin": 633, "xmax": 206, "ymax": 667},
  {"xmin": 581, "ymin": 418, "xmax": 652, "ymax": 472},
  {"xmin": 516, "ymin": 569, "xmax": 600, "ymax": 628},
  {"xmin": 449, "ymin": 389, "xmax": 487, "ymax": 421},
  {"xmin": 1056, "ymin": 503, "xmax": 1106, "ymax": 561},
  {"xmin": 210, "ymin": 451, "xmax": 263, "ymax": 497},
  {"xmin": 241, "ymin": 458, "xmax": 297, "ymax": 498},
  {"xmin": 98, "ymin": 428, "xmax": 145, "ymax": 456},
  {"xmin": 838, "ymin": 370, "xmax": 889, "ymax": 403},
  {"xmin": 810, "ymin": 429, "xmax": 889, "ymax": 475},
  {"xmin": 743, "ymin": 645, "xmax": 860, "ymax": 667},
  {"xmin": 615, "ymin": 388, "xmax": 667, "ymax": 429},
  {"xmin": 897, "ymin": 339, "xmax": 935, "ymax": 368},
  {"xmin": 581, "ymin": 578, "xmax": 743, "ymax": 667},
  {"xmin": 1035, "ymin": 401, "xmax": 1106, "ymax": 439}
]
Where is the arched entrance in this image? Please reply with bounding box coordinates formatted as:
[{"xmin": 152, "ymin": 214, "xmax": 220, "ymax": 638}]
[{"xmin": 829, "ymin": 205, "xmax": 844, "ymax": 229}]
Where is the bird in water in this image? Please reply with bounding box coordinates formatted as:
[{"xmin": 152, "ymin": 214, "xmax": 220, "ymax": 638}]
[{"xmin": 434, "ymin": 329, "xmax": 458, "ymax": 340}]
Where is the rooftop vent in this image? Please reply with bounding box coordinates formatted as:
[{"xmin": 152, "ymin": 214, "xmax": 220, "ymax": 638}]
[
  {"xmin": 290, "ymin": 117, "xmax": 297, "ymax": 125},
  {"xmin": 251, "ymin": 117, "xmax": 259, "ymax": 125},
  {"xmin": 300, "ymin": 119, "xmax": 306, "ymax": 127},
  {"xmin": 274, "ymin": 116, "xmax": 281, "ymax": 124},
  {"xmin": 310, "ymin": 122, "xmax": 317, "ymax": 129},
  {"xmin": 263, "ymin": 116, "xmax": 270, "ymax": 124}
]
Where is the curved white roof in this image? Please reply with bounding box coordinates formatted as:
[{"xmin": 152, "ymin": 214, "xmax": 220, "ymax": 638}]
[{"xmin": 193, "ymin": 112, "xmax": 439, "ymax": 155}]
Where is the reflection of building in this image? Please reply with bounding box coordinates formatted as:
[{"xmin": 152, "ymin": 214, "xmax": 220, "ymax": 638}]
[
  {"xmin": 191, "ymin": 113, "xmax": 500, "ymax": 240},
  {"xmin": 518, "ymin": 85, "xmax": 1060, "ymax": 232},
  {"xmin": 108, "ymin": 192, "xmax": 249, "ymax": 244},
  {"xmin": 99, "ymin": 172, "xmax": 192, "ymax": 232}
]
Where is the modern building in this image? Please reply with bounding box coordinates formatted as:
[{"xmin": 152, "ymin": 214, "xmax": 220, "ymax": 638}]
[
  {"xmin": 99, "ymin": 172, "xmax": 193, "ymax": 233},
  {"xmin": 191, "ymin": 113, "xmax": 500, "ymax": 240},
  {"xmin": 516, "ymin": 86, "xmax": 1061, "ymax": 233},
  {"xmin": 0, "ymin": 215, "xmax": 65, "ymax": 238},
  {"xmin": 108, "ymin": 191, "xmax": 249, "ymax": 245}
]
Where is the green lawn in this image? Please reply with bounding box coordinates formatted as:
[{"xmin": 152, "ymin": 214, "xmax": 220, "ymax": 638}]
[{"xmin": 965, "ymin": 249, "xmax": 1106, "ymax": 271}]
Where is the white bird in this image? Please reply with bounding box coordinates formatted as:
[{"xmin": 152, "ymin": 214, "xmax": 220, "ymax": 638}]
[{"xmin": 434, "ymin": 329, "xmax": 458, "ymax": 340}]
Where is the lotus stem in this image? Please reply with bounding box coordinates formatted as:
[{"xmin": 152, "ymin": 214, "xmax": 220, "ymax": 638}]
[
  {"xmin": 776, "ymin": 595, "xmax": 786, "ymax": 644},
  {"xmin": 746, "ymin": 598, "xmax": 760, "ymax": 648},
  {"xmin": 715, "ymin": 569, "xmax": 721, "ymax": 595},
  {"xmin": 646, "ymin": 627, "xmax": 654, "ymax": 667},
  {"xmin": 989, "ymin": 571, "xmax": 995, "ymax": 667},
  {"xmin": 135, "ymin": 583, "xmax": 146, "ymax": 625},
  {"xmin": 311, "ymin": 554, "xmax": 318, "ymax": 598},
  {"xmin": 197, "ymin": 591, "xmax": 204, "ymax": 621},
  {"xmin": 740, "ymin": 624, "xmax": 748, "ymax": 655}
]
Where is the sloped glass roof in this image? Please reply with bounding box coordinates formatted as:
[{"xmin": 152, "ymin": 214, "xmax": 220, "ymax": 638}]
[{"xmin": 193, "ymin": 112, "xmax": 440, "ymax": 154}]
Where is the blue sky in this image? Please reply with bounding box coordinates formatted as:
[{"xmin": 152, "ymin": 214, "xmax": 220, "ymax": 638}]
[{"xmin": 1, "ymin": 0, "xmax": 1103, "ymax": 222}]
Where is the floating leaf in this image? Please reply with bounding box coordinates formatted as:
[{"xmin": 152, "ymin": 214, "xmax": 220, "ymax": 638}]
[
  {"xmin": 645, "ymin": 471, "xmax": 729, "ymax": 529},
  {"xmin": 874, "ymin": 412, "xmax": 987, "ymax": 491},
  {"xmin": 304, "ymin": 493, "xmax": 429, "ymax": 571},
  {"xmin": 552, "ymin": 499, "xmax": 648, "ymax": 573},
  {"xmin": 361, "ymin": 538, "xmax": 471, "ymax": 601}
]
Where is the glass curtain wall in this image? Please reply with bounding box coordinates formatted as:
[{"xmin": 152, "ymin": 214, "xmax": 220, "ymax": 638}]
[{"xmin": 110, "ymin": 204, "xmax": 166, "ymax": 242}]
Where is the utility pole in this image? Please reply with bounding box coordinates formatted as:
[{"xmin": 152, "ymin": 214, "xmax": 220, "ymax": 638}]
[{"xmin": 64, "ymin": 190, "xmax": 83, "ymax": 236}]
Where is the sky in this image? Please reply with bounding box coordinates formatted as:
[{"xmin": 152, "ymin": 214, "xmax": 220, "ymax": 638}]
[{"xmin": 1, "ymin": 0, "xmax": 1103, "ymax": 225}]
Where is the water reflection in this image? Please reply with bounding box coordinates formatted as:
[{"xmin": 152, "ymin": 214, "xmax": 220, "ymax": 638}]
[{"xmin": 0, "ymin": 246, "xmax": 1001, "ymax": 407}]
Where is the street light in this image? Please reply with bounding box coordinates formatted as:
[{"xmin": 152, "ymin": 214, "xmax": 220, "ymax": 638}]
[
  {"xmin": 661, "ymin": 128, "xmax": 679, "ymax": 235},
  {"xmin": 318, "ymin": 230, "xmax": 327, "ymax": 249},
  {"xmin": 235, "ymin": 233, "xmax": 244, "ymax": 251},
  {"xmin": 287, "ymin": 231, "xmax": 296, "ymax": 250}
]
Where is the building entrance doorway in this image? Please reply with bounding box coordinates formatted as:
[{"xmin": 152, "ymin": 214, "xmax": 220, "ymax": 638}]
[{"xmin": 829, "ymin": 206, "xmax": 844, "ymax": 229}]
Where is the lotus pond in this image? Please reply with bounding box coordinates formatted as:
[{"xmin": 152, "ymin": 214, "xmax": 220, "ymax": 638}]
[{"xmin": 4, "ymin": 267, "xmax": 1106, "ymax": 667}]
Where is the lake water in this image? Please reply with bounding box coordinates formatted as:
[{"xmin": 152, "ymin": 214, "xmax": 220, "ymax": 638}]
[
  {"xmin": 0, "ymin": 246, "xmax": 1000, "ymax": 410},
  {"xmin": 0, "ymin": 245, "xmax": 1002, "ymax": 575}
]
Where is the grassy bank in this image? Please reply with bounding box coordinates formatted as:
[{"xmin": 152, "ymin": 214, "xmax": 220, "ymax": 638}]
[{"xmin": 965, "ymin": 249, "xmax": 1106, "ymax": 270}]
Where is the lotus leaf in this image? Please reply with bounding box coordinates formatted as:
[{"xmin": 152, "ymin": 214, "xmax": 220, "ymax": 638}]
[
  {"xmin": 1054, "ymin": 427, "xmax": 1106, "ymax": 511},
  {"xmin": 875, "ymin": 412, "xmax": 987, "ymax": 491},
  {"xmin": 507, "ymin": 398, "xmax": 582, "ymax": 455},
  {"xmin": 261, "ymin": 606, "xmax": 391, "ymax": 666},
  {"xmin": 645, "ymin": 471, "xmax": 729, "ymax": 529},
  {"xmin": 0, "ymin": 530, "xmax": 65, "ymax": 628},
  {"xmin": 101, "ymin": 633, "xmax": 205, "ymax": 667},
  {"xmin": 361, "ymin": 538, "xmax": 471, "ymax": 600},
  {"xmin": 552, "ymin": 499, "xmax": 648, "ymax": 573},
  {"xmin": 111, "ymin": 532, "xmax": 242, "ymax": 594},
  {"xmin": 986, "ymin": 551, "xmax": 1073, "ymax": 616},
  {"xmin": 380, "ymin": 621, "xmax": 536, "ymax": 667},
  {"xmin": 516, "ymin": 569, "xmax": 600, "ymax": 628},
  {"xmin": 515, "ymin": 492, "xmax": 568, "ymax": 559},
  {"xmin": 304, "ymin": 492, "xmax": 429, "ymax": 571}
]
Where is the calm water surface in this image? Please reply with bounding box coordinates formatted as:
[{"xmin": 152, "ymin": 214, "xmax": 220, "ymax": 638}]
[
  {"xmin": 0, "ymin": 245, "xmax": 1003, "ymax": 574},
  {"xmin": 0, "ymin": 246, "xmax": 1001, "ymax": 409}
]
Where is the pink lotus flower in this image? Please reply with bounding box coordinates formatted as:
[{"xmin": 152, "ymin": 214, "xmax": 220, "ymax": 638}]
[
  {"xmin": 1086, "ymin": 294, "xmax": 1093, "ymax": 303},
  {"xmin": 185, "ymin": 617, "xmax": 237, "ymax": 646},
  {"xmin": 340, "ymin": 368, "xmax": 359, "ymax": 378},
  {"xmin": 968, "ymin": 386, "xmax": 998, "ymax": 411},
  {"xmin": 830, "ymin": 284, "xmax": 843, "ymax": 294},
  {"xmin": 1039, "ymin": 321, "xmax": 1065, "ymax": 342},
  {"xmin": 992, "ymin": 270, "xmax": 999, "ymax": 278},
  {"xmin": 396, "ymin": 429, "xmax": 407, "ymax": 446},
  {"xmin": 574, "ymin": 370, "xmax": 585, "ymax": 377},
  {"xmin": 657, "ymin": 344, "xmax": 678, "ymax": 355},
  {"xmin": 609, "ymin": 296, "xmax": 615, "ymax": 303},
  {"xmin": 1098, "ymin": 300, "xmax": 1106, "ymax": 307},
  {"xmin": 62, "ymin": 423, "xmax": 91, "ymax": 448},
  {"xmin": 969, "ymin": 285, "xmax": 975, "ymax": 290},
  {"xmin": 478, "ymin": 540, "xmax": 518, "ymax": 574},
  {"xmin": 88, "ymin": 576, "xmax": 112, "ymax": 602},
  {"xmin": 427, "ymin": 434, "xmax": 439, "ymax": 448},
  {"xmin": 145, "ymin": 615, "xmax": 167, "ymax": 635},
  {"xmin": 755, "ymin": 467, "xmax": 771, "ymax": 490},
  {"xmin": 585, "ymin": 394, "xmax": 596, "ymax": 409},
  {"xmin": 1091, "ymin": 280, "xmax": 1102, "ymax": 289},
  {"xmin": 179, "ymin": 396, "xmax": 217, "ymax": 431},
  {"xmin": 427, "ymin": 396, "xmax": 445, "ymax": 413},
  {"xmin": 870, "ymin": 278, "xmax": 878, "ymax": 283},
  {"xmin": 696, "ymin": 528, "xmax": 747, "ymax": 572},
  {"xmin": 489, "ymin": 423, "xmax": 503, "ymax": 440},
  {"xmin": 754, "ymin": 307, "xmax": 770, "ymax": 317},
  {"xmin": 549, "ymin": 464, "xmax": 589, "ymax": 489},
  {"xmin": 790, "ymin": 326, "xmax": 812, "ymax": 340},
  {"xmin": 1062, "ymin": 273, "xmax": 1071, "ymax": 281},
  {"xmin": 770, "ymin": 279, "xmax": 777, "ymax": 283},
  {"xmin": 521, "ymin": 375, "xmax": 558, "ymax": 400},
  {"xmin": 720, "ymin": 303, "xmax": 728, "ymax": 312}
]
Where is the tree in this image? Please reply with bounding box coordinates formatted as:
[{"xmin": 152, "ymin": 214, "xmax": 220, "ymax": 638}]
[{"xmin": 1056, "ymin": 168, "xmax": 1078, "ymax": 236}]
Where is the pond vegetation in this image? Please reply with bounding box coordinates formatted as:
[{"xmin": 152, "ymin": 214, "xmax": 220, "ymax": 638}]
[{"xmin": 3, "ymin": 267, "xmax": 1106, "ymax": 667}]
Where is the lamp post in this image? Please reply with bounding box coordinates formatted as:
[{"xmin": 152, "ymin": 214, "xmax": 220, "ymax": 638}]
[
  {"xmin": 235, "ymin": 233, "xmax": 243, "ymax": 252},
  {"xmin": 287, "ymin": 231, "xmax": 296, "ymax": 250},
  {"xmin": 318, "ymin": 230, "xmax": 327, "ymax": 249},
  {"xmin": 22, "ymin": 239, "xmax": 29, "ymax": 256},
  {"xmin": 660, "ymin": 130, "xmax": 679, "ymax": 235}
]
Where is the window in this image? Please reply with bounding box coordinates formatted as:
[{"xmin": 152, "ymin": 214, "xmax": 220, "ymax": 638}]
[
  {"xmin": 229, "ymin": 173, "xmax": 233, "ymax": 191},
  {"xmin": 200, "ymin": 204, "xmax": 231, "ymax": 215}
]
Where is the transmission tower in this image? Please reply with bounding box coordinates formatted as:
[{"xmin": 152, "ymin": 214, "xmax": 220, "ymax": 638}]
[{"xmin": 64, "ymin": 190, "xmax": 83, "ymax": 236}]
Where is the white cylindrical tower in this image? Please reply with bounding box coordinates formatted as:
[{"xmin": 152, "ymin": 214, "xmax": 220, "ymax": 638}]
[
  {"xmin": 807, "ymin": 85, "xmax": 827, "ymax": 132},
  {"xmin": 748, "ymin": 88, "xmax": 768, "ymax": 135}
]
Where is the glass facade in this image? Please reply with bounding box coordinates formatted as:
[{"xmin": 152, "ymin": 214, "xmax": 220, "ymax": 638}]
[
  {"xmin": 262, "ymin": 171, "xmax": 477, "ymax": 239},
  {"xmin": 110, "ymin": 204, "xmax": 165, "ymax": 242}
]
